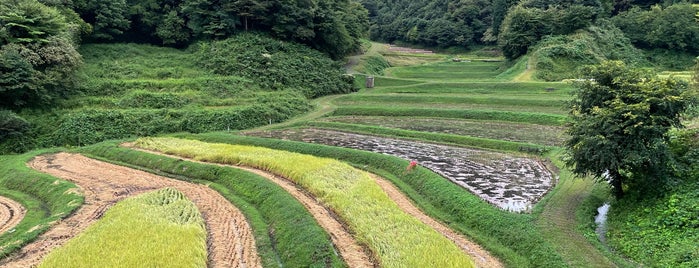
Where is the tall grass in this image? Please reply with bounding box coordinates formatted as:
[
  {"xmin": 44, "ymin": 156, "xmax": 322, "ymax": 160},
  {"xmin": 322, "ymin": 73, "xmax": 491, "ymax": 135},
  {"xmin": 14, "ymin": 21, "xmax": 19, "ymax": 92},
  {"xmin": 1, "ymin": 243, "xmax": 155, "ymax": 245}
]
[
  {"xmin": 0, "ymin": 150, "xmax": 83, "ymax": 258},
  {"xmin": 39, "ymin": 188, "xmax": 207, "ymax": 268},
  {"xmin": 177, "ymin": 133, "xmax": 568, "ymax": 267},
  {"xmin": 80, "ymin": 141, "xmax": 344, "ymax": 267},
  {"xmin": 135, "ymin": 137, "xmax": 475, "ymax": 268}
]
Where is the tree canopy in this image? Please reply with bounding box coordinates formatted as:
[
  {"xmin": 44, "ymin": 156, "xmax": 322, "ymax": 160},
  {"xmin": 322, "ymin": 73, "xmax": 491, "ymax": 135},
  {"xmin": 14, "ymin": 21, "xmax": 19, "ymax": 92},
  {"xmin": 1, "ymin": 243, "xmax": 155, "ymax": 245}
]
[{"xmin": 565, "ymin": 61, "xmax": 695, "ymax": 198}]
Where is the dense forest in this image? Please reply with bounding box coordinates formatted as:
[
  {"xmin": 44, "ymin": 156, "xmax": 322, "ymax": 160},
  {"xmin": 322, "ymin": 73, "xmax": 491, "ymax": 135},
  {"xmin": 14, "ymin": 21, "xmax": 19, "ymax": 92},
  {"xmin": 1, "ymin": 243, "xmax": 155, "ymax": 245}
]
[{"xmin": 363, "ymin": 0, "xmax": 699, "ymax": 66}]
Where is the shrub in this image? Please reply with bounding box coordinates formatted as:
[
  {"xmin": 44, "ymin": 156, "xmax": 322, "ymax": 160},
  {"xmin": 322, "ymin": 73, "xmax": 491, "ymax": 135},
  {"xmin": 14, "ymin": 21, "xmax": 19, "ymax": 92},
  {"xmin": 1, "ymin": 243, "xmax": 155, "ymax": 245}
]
[{"xmin": 194, "ymin": 33, "xmax": 357, "ymax": 98}]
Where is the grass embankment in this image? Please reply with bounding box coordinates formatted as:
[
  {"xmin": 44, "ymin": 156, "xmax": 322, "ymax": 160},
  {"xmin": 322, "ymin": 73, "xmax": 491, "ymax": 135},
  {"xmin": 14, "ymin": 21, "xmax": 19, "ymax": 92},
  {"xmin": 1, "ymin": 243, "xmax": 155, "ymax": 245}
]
[
  {"xmin": 80, "ymin": 141, "xmax": 344, "ymax": 267},
  {"xmin": 135, "ymin": 137, "xmax": 476, "ymax": 268},
  {"xmin": 40, "ymin": 188, "xmax": 206, "ymax": 267},
  {"xmin": 332, "ymin": 107, "xmax": 566, "ymax": 126},
  {"xmin": 0, "ymin": 150, "xmax": 83, "ymax": 258},
  {"xmin": 387, "ymin": 61, "xmax": 503, "ymax": 81},
  {"xmin": 316, "ymin": 116, "xmax": 566, "ymax": 146},
  {"xmin": 173, "ymin": 133, "xmax": 568, "ymax": 267},
  {"xmin": 303, "ymin": 121, "xmax": 549, "ymax": 153}
]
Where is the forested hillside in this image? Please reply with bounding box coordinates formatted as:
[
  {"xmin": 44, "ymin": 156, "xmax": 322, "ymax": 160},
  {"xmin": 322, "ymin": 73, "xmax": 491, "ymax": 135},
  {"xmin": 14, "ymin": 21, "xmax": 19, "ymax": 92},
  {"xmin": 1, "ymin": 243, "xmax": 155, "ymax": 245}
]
[
  {"xmin": 362, "ymin": 0, "xmax": 699, "ymax": 76},
  {"xmin": 0, "ymin": 0, "xmax": 367, "ymax": 153}
]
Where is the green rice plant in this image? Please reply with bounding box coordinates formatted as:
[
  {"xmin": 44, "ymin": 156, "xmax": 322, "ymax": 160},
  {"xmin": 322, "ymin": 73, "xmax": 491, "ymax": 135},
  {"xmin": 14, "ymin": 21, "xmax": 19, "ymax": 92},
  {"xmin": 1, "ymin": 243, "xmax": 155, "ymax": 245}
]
[
  {"xmin": 39, "ymin": 188, "xmax": 207, "ymax": 268},
  {"xmin": 135, "ymin": 137, "xmax": 475, "ymax": 268},
  {"xmin": 172, "ymin": 133, "xmax": 568, "ymax": 267},
  {"xmin": 0, "ymin": 149, "xmax": 83, "ymax": 258},
  {"xmin": 332, "ymin": 106, "xmax": 566, "ymax": 126},
  {"xmin": 79, "ymin": 141, "xmax": 345, "ymax": 267}
]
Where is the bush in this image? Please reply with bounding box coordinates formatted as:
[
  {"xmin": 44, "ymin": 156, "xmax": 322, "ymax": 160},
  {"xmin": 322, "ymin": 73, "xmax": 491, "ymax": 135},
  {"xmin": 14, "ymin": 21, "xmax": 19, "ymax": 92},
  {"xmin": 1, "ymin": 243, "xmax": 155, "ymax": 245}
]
[{"xmin": 194, "ymin": 33, "xmax": 357, "ymax": 98}]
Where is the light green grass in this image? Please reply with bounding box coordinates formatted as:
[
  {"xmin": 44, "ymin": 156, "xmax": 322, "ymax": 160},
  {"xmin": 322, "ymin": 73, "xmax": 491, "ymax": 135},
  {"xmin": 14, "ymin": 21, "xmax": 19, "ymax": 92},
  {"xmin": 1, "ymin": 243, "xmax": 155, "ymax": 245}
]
[
  {"xmin": 39, "ymin": 188, "xmax": 206, "ymax": 268},
  {"xmin": 387, "ymin": 61, "xmax": 503, "ymax": 81},
  {"xmin": 135, "ymin": 137, "xmax": 475, "ymax": 268}
]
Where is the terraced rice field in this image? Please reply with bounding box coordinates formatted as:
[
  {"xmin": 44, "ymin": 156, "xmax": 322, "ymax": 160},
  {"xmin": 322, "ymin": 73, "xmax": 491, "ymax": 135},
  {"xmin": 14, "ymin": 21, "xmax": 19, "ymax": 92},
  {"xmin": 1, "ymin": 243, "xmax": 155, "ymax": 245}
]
[
  {"xmin": 0, "ymin": 45, "xmax": 620, "ymax": 267},
  {"xmin": 248, "ymin": 128, "xmax": 553, "ymax": 212}
]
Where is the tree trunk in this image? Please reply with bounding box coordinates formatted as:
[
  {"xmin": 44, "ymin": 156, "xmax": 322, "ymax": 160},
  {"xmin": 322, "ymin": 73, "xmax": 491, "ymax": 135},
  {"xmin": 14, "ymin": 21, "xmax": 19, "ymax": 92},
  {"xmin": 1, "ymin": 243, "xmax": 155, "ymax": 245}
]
[{"xmin": 609, "ymin": 169, "xmax": 624, "ymax": 199}]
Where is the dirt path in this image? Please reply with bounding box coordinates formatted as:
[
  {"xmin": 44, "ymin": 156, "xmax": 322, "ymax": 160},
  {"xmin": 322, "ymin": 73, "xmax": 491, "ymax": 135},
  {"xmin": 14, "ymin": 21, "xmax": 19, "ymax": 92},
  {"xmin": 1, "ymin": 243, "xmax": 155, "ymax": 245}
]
[
  {"xmin": 369, "ymin": 175, "xmax": 503, "ymax": 268},
  {"xmin": 537, "ymin": 171, "xmax": 616, "ymax": 267},
  {"xmin": 127, "ymin": 145, "xmax": 375, "ymax": 268},
  {"xmin": 1, "ymin": 153, "xmax": 260, "ymax": 268},
  {"xmin": 0, "ymin": 196, "xmax": 25, "ymax": 236}
]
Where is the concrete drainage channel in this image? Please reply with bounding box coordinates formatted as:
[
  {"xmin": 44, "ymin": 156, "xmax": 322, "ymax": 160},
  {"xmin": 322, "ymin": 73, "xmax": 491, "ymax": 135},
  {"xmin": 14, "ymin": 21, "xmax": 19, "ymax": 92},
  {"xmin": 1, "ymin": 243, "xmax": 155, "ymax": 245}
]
[{"xmin": 247, "ymin": 128, "xmax": 555, "ymax": 213}]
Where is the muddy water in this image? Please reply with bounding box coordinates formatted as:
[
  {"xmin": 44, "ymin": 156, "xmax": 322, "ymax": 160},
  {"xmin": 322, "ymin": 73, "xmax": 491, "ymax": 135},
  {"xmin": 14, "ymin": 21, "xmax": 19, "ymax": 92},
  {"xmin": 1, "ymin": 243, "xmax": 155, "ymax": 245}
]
[{"xmin": 246, "ymin": 128, "xmax": 555, "ymax": 212}]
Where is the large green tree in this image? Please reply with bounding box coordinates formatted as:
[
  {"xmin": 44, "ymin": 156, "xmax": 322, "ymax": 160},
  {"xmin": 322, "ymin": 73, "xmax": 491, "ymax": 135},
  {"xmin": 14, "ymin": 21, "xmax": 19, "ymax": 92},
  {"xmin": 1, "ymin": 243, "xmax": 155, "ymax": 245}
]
[
  {"xmin": 0, "ymin": 0, "xmax": 82, "ymax": 109},
  {"xmin": 565, "ymin": 61, "xmax": 694, "ymax": 198}
]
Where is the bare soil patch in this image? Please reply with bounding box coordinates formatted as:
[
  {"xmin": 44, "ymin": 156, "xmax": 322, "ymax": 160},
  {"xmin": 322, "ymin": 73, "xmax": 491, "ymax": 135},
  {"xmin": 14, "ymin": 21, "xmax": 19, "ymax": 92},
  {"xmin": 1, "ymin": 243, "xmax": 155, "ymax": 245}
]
[
  {"xmin": 0, "ymin": 196, "xmax": 25, "ymax": 236},
  {"xmin": 127, "ymin": 145, "xmax": 376, "ymax": 268},
  {"xmin": 1, "ymin": 153, "xmax": 260, "ymax": 268}
]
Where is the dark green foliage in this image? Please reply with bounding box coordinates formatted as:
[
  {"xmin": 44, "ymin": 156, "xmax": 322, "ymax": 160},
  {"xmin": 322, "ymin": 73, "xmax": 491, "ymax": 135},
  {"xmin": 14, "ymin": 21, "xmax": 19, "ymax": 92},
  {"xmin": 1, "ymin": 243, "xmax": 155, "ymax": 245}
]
[
  {"xmin": 175, "ymin": 133, "xmax": 568, "ymax": 267},
  {"xmin": 79, "ymin": 141, "xmax": 345, "ymax": 267},
  {"xmin": 613, "ymin": 3, "xmax": 699, "ymax": 52},
  {"xmin": 498, "ymin": 1, "xmax": 602, "ymax": 59},
  {"xmin": 71, "ymin": 0, "xmax": 367, "ymax": 58},
  {"xmin": 0, "ymin": 0, "xmax": 66, "ymax": 44},
  {"xmin": 0, "ymin": 0, "xmax": 82, "ymax": 109},
  {"xmin": 0, "ymin": 150, "xmax": 83, "ymax": 258},
  {"xmin": 565, "ymin": 61, "xmax": 694, "ymax": 198},
  {"xmin": 194, "ymin": 33, "xmax": 357, "ymax": 98},
  {"xmin": 608, "ymin": 184, "xmax": 699, "ymax": 267},
  {"xmin": 532, "ymin": 22, "xmax": 646, "ymax": 81},
  {"xmin": 364, "ymin": 0, "xmax": 492, "ymax": 48},
  {"xmin": 0, "ymin": 110, "xmax": 30, "ymax": 140}
]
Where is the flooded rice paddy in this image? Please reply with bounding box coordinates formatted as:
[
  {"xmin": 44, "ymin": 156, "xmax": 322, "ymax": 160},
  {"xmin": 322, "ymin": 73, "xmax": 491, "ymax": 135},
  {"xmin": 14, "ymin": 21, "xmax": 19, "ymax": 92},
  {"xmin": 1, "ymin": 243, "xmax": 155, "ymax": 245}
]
[{"xmin": 247, "ymin": 128, "xmax": 555, "ymax": 212}]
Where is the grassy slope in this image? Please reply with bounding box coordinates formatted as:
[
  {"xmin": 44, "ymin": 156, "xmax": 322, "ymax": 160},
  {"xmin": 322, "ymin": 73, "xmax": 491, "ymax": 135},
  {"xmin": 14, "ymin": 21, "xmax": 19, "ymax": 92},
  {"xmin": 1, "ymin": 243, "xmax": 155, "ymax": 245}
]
[{"xmin": 39, "ymin": 188, "xmax": 207, "ymax": 267}]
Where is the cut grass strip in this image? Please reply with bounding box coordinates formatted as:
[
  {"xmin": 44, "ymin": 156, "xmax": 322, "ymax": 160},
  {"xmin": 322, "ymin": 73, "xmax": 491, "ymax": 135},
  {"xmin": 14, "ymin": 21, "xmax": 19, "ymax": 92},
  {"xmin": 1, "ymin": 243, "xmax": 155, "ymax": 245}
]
[
  {"xmin": 39, "ymin": 188, "xmax": 207, "ymax": 268},
  {"xmin": 0, "ymin": 150, "xmax": 83, "ymax": 259},
  {"xmin": 303, "ymin": 121, "xmax": 550, "ymax": 153},
  {"xmin": 135, "ymin": 137, "xmax": 475, "ymax": 268},
  {"xmin": 177, "ymin": 133, "xmax": 568, "ymax": 267},
  {"xmin": 79, "ymin": 141, "xmax": 344, "ymax": 268},
  {"xmin": 332, "ymin": 106, "xmax": 567, "ymax": 126}
]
